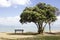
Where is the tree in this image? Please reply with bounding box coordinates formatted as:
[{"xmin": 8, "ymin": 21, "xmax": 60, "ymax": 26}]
[
  {"xmin": 44, "ymin": 4, "xmax": 57, "ymax": 33},
  {"xmin": 19, "ymin": 3, "xmax": 58, "ymax": 34}
]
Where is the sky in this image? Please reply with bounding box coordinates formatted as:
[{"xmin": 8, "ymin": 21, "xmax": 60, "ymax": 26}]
[{"xmin": 0, "ymin": 0, "xmax": 60, "ymax": 32}]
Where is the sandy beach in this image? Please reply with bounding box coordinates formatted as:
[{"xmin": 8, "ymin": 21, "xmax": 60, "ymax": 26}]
[
  {"xmin": 0, "ymin": 32, "xmax": 60, "ymax": 40},
  {"xmin": 0, "ymin": 32, "xmax": 34, "ymax": 40}
]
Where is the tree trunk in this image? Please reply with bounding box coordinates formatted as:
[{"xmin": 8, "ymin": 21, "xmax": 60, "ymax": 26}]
[
  {"xmin": 38, "ymin": 23, "xmax": 43, "ymax": 34},
  {"xmin": 38, "ymin": 27, "xmax": 43, "ymax": 34},
  {"xmin": 49, "ymin": 22, "xmax": 51, "ymax": 33}
]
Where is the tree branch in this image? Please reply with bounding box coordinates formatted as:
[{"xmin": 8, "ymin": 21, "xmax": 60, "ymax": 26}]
[
  {"xmin": 43, "ymin": 23, "xmax": 47, "ymax": 30},
  {"xmin": 35, "ymin": 23, "xmax": 39, "ymax": 29}
]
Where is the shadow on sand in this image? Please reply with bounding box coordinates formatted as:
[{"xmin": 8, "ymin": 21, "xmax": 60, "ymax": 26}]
[
  {"xmin": 45, "ymin": 32, "xmax": 60, "ymax": 35},
  {"xmin": 7, "ymin": 32, "xmax": 38, "ymax": 35},
  {"xmin": 7, "ymin": 32, "xmax": 60, "ymax": 36}
]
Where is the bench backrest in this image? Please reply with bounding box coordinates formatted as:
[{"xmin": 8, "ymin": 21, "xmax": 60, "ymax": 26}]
[{"xmin": 15, "ymin": 29, "xmax": 24, "ymax": 31}]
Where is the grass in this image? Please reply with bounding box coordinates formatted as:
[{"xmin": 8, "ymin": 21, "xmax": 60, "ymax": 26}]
[
  {"xmin": 1, "ymin": 36, "xmax": 60, "ymax": 40},
  {"xmin": 18, "ymin": 36, "xmax": 60, "ymax": 40}
]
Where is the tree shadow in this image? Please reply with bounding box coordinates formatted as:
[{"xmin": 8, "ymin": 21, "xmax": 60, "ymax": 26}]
[
  {"xmin": 45, "ymin": 32, "xmax": 60, "ymax": 35},
  {"xmin": 7, "ymin": 32, "xmax": 38, "ymax": 35}
]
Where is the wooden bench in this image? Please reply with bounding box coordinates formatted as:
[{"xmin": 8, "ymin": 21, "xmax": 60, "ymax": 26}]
[{"xmin": 15, "ymin": 29, "xmax": 24, "ymax": 34}]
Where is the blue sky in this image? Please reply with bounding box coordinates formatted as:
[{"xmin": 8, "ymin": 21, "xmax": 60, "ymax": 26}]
[
  {"xmin": 0, "ymin": 0, "xmax": 60, "ymax": 32},
  {"xmin": 0, "ymin": 0, "xmax": 60, "ymax": 17}
]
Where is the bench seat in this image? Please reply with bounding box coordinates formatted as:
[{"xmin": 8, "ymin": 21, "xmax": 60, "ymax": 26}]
[{"xmin": 15, "ymin": 29, "xmax": 24, "ymax": 33}]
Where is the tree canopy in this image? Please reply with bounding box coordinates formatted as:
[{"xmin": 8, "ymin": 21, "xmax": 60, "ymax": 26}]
[{"xmin": 20, "ymin": 2, "xmax": 58, "ymax": 34}]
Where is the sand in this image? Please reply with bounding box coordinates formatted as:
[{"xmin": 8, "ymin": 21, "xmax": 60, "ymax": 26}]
[
  {"xmin": 0, "ymin": 32, "xmax": 34, "ymax": 39},
  {"xmin": 0, "ymin": 32, "xmax": 60, "ymax": 40}
]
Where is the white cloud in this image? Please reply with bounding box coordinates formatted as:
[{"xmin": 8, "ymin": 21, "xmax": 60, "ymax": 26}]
[
  {"xmin": 0, "ymin": 16, "xmax": 20, "ymax": 26},
  {"xmin": 0, "ymin": 16, "xmax": 60, "ymax": 26},
  {"xmin": 0, "ymin": 16, "xmax": 60, "ymax": 32},
  {"xmin": 0, "ymin": 16, "xmax": 37, "ymax": 32},
  {"xmin": 9, "ymin": 0, "xmax": 31, "ymax": 5},
  {"xmin": 57, "ymin": 16, "xmax": 60, "ymax": 19},
  {"xmin": 0, "ymin": 0, "xmax": 11, "ymax": 7},
  {"xmin": 53, "ymin": 16, "xmax": 60, "ymax": 26},
  {"xmin": 0, "ymin": 0, "xmax": 31, "ymax": 7}
]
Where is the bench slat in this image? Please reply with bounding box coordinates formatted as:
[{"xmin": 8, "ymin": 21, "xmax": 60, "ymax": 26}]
[{"xmin": 15, "ymin": 29, "xmax": 24, "ymax": 34}]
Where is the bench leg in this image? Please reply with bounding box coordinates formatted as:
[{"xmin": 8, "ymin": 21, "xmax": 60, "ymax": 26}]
[
  {"xmin": 15, "ymin": 31, "xmax": 16, "ymax": 34},
  {"xmin": 22, "ymin": 31, "xmax": 23, "ymax": 34}
]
